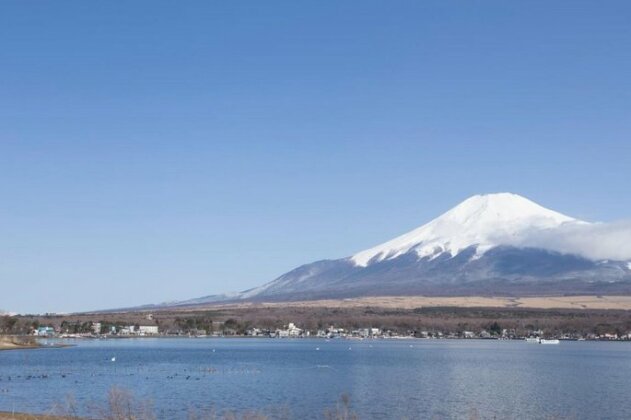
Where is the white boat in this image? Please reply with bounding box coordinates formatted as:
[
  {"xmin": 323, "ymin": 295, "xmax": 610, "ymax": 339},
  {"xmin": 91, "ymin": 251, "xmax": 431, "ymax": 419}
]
[
  {"xmin": 539, "ymin": 339, "xmax": 560, "ymax": 345},
  {"xmin": 525, "ymin": 337, "xmax": 539, "ymax": 343}
]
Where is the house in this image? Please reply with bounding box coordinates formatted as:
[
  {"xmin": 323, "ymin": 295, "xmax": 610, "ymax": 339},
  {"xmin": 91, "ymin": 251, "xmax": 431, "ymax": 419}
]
[
  {"xmin": 119, "ymin": 327, "xmax": 133, "ymax": 335},
  {"xmin": 92, "ymin": 322, "xmax": 102, "ymax": 335},
  {"xmin": 276, "ymin": 329, "xmax": 289, "ymax": 338},
  {"xmin": 462, "ymin": 331, "xmax": 475, "ymax": 339},
  {"xmin": 326, "ymin": 326, "xmax": 346, "ymax": 338},
  {"xmin": 139, "ymin": 325, "xmax": 159, "ymax": 335},
  {"xmin": 189, "ymin": 328, "xmax": 207, "ymax": 337},
  {"xmin": 287, "ymin": 323, "xmax": 302, "ymax": 337},
  {"xmin": 36, "ymin": 326, "xmax": 55, "ymax": 337},
  {"xmin": 246, "ymin": 328, "xmax": 263, "ymax": 337},
  {"xmin": 357, "ymin": 328, "xmax": 370, "ymax": 338},
  {"xmin": 118, "ymin": 325, "xmax": 138, "ymax": 335},
  {"xmin": 274, "ymin": 322, "xmax": 304, "ymax": 338}
]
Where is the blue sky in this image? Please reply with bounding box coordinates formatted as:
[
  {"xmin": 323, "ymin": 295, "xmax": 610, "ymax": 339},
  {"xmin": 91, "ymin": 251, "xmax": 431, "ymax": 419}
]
[{"xmin": 1, "ymin": 1, "xmax": 630, "ymax": 313}]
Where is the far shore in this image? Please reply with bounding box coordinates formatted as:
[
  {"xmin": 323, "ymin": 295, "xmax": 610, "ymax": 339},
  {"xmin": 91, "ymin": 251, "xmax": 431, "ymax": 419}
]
[
  {"xmin": 0, "ymin": 337, "xmax": 70, "ymax": 352},
  {"xmin": 0, "ymin": 336, "xmax": 40, "ymax": 351},
  {"xmin": 0, "ymin": 412, "xmax": 73, "ymax": 420},
  {"xmin": 5, "ymin": 294, "xmax": 631, "ymax": 343}
]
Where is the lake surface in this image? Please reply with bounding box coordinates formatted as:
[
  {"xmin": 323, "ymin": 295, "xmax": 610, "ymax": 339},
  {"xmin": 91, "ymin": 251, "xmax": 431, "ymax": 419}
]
[{"xmin": 1, "ymin": 338, "xmax": 630, "ymax": 419}]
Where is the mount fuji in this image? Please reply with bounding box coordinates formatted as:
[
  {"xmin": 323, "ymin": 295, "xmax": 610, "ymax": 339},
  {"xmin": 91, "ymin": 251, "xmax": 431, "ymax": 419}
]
[{"xmin": 183, "ymin": 193, "xmax": 631, "ymax": 305}]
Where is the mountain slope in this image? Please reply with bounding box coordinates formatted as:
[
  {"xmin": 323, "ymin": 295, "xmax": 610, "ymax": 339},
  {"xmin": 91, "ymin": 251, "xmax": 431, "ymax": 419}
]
[{"xmin": 179, "ymin": 193, "xmax": 631, "ymax": 305}]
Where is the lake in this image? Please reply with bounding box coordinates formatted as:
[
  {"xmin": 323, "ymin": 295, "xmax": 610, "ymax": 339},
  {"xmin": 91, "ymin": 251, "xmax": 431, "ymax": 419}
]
[{"xmin": 1, "ymin": 338, "xmax": 630, "ymax": 419}]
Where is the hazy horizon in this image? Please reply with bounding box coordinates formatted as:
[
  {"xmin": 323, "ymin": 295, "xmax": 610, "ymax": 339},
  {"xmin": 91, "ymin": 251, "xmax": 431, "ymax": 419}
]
[{"xmin": 2, "ymin": 1, "xmax": 631, "ymax": 313}]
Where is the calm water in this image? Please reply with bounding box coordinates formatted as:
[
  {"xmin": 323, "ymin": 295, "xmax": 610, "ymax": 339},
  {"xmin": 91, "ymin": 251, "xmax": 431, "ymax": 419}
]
[{"xmin": 1, "ymin": 338, "xmax": 630, "ymax": 419}]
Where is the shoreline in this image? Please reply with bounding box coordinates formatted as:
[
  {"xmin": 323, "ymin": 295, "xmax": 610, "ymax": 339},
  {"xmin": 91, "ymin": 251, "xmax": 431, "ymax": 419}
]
[
  {"xmin": 0, "ymin": 337, "xmax": 71, "ymax": 352},
  {"xmin": 0, "ymin": 337, "xmax": 40, "ymax": 352},
  {"xmin": 5, "ymin": 335, "xmax": 630, "ymax": 344},
  {"xmin": 0, "ymin": 344, "xmax": 73, "ymax": 352},
  {"xmin": 0, "ymin": 412, "xmax": 73, "ymax": 420},
  {"xmin": 6, "ymin": 297, "xmax": 631, "ymax": 343}
]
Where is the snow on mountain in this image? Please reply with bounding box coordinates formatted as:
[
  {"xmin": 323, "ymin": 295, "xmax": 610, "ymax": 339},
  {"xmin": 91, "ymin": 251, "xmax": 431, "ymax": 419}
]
[
  {"xmin": 153, "ymin": 192, "xmax": 631, "ymax": 308},
  {"xmin": 351, "ymin": 193, "xmax": 586, "ymax": 266}
]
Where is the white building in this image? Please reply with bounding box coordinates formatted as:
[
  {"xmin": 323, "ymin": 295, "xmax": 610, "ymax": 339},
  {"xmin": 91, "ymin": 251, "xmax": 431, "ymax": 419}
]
[
  {"xmin": 119, "ymin": 325, "xmax": 136, "ymax": 335},
  {"xmin": 276, "ymin": 322, "xmax": 303, "ymax": 338},
  {"xmin": 287, "ymin": 323, "xmax": 302, "ymax": 337},
  {"xmin": 139, "ymin": 325, "xmax": 159, "ymax": 335}
]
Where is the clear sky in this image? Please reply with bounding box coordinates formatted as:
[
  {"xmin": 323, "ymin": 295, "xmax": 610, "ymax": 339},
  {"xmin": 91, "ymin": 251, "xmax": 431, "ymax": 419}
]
[{"xmin": 1, "ymin": 1, "xmax": 630, "ymax": 313}]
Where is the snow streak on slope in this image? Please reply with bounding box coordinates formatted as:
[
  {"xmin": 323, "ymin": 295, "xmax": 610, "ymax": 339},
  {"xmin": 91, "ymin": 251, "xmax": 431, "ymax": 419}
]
[{"xmin": 351, "ymin": 193, "xmax": 586, "ymax": 267}]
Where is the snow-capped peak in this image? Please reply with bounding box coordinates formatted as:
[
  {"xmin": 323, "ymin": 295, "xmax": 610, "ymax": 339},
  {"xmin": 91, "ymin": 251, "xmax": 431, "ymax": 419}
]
[{"xmin": 351, "ymin": 193, "xmax": 586, "ymax": 267}]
